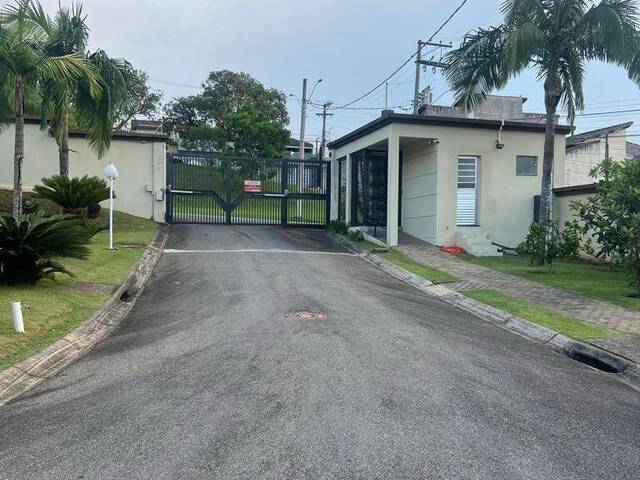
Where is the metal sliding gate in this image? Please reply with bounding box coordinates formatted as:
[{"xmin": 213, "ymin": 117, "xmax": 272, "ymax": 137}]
[{"xmin": 166, "ymin": 152, "xmax": 330, "ymax": 228}]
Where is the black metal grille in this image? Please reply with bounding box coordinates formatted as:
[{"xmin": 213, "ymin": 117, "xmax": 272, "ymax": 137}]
[
  {"xmin": 350, "ymin": 150, "xmax": 387, "ymax": 227},
  {"xmin": 338, "ymin": 157, "xmax": 347, "ymax": 222},
  {"xmin": 166, "ymin": 152, "xmax": 330, "ymax": 227}
]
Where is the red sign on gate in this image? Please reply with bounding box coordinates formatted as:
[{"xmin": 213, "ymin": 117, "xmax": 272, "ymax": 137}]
[{"xmin": 244, "ymin": 180, "xmax": 262, "ymax": 193}]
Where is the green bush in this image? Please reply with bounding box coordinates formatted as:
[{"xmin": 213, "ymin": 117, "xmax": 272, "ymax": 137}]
[
  {"xmin": 328, "ymin": 219, "xmax": 350, "ymax": 235},
  {"xmin": 33, "ymin": 175, "xmax": 110, "ymax": 216},
  {"xmin": 518, "ymin": 220, "xmax": 581, "ymax": 272},
  {"xmin": 0, "ymin": 213, "xmax": 98, "ymax": 285},
  {"xmin": 348, "ymin": 229, "xmax": 365, "ymax": 242}
]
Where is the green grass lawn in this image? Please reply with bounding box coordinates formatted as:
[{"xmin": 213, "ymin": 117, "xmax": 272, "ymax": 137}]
[
  {"xmin": 464, "ymin": 254, "xmax": 640, "ymax": 311},
  {"xmin": 462, "ymin": 289, "xmax": 621, "ymax": 341},
  {"xmin": 172, "ymin": 195, "xmax": 327, "ymax": 223},
  {"xmin": 344, "ymin": 235, "xmax": 457, "ymax": 283},
  {"xmin": 0, "ymin": 209, "xmax": 156, "ymax": 370}
]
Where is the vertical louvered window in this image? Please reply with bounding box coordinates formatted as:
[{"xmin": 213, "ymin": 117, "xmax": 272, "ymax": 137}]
[{"xmin": 457, "ymin": 156, "xmax": 478, "ymax": 226}]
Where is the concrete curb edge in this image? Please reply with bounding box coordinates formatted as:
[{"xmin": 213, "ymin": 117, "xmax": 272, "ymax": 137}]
[
  {"xmin": 0, "ymin": 224, "xmax": 169, "ymax": 407},
  {"xmin": 329, "ymin": 232, "xmax": 640, "ymax": 391}
]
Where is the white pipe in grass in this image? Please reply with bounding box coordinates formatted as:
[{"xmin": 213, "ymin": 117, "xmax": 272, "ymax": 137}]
[{"xmin": 11, "ymin": 301, "xmax": 24, "ymax": 333}]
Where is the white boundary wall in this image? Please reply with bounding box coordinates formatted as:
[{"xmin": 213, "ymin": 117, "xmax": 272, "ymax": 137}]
[{"xmin": 0, "ymin": 122, "xmax": 166, "ymax": 222}]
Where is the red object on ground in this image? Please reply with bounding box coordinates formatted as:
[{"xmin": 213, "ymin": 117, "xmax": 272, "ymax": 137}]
[{"xmin": 441, "ymin": 245, "xmax": 466, "ymax": 256}]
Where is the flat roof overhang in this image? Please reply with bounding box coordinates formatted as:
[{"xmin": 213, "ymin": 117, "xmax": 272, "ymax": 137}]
[{"xmin": 327, "ymin": 112, "xmax": 573, "ymax": 150}]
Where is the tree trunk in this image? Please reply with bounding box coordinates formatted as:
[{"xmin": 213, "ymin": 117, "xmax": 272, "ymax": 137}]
[
  {"xmin": 537, "ymin": 71, "xmax": 562, "ymax": 265},
  {"xmin": 12, "ymin": 79, "xmax": 25, "ymax": 219},
  {"xmin": 59, "ymin": 110, "xmax": 70, "ymax": 177}
]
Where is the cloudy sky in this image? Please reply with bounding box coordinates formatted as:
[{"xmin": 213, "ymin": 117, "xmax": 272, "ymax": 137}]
[{"xmin": 31, "ymin": 0, "xmax": 640, "ymax": 144}]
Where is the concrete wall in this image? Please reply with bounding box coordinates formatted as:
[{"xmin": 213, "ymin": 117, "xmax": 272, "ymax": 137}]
[
  {"xmin": 401, "ymin": 140, "xmax": 438, "ymax": 243},
  {"xmin": 0, "ymin": 122, "xmax": 166, "ymax": 222},
  {"xmin": 564, "ymin": 130, "xmax": 627, "ymax": 186},
  {"xmin": 389, "ymin": 123, "xmax": 566, "ymax": 248},
  {"xmin": 553, "ymin": 192, "xmax": 591, "ymax": 227}
]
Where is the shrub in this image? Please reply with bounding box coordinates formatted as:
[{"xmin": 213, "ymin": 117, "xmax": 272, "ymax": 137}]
[
  {"xmin": 0, "ymin": 213, "xmax": 98, "ymax": 285},
  {"xmin": 519, "ymin": 220, "xmax": 581, "ymax": 272},
  {"xmin": 328, "ymin": 219, "xmax": 350, "ymax": 235},
  {"xmin": 33, "ymin": 175, "xmax": 110, "ymax": 216},
  {"xmin": 572, "ymin": 157, "xmax": 640, "ymax": 292},
  {"xmin": 348, "ymin": 229, "xmax": 365, "ymax": 242}
]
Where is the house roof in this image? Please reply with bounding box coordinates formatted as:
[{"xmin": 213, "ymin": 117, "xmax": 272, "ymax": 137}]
[
  {"xmin": 566, "ymin": 122, "xmax": 633, "ymax": 150},
  {"xmin": 327, "ymin": 112, "xmax": 573, "ymax": 150},
  {"xmin": 286, "ymin": 138, "xmax": 314, "ymax": 149},
  {"xmin": 19, "ymin": 115, "xmax": 169, "ymax": 142},
  {"xmin": 627, "ymin": 141, "xmax": 640, "ymax": 158}
]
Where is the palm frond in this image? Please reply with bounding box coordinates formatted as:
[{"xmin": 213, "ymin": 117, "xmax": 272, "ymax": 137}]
[
  {"xmin": 445, "ymin": 26, "xmax": 511, "ymax": 112},
  {"xmin": 575, "ymin": 0, "xmax": 640, "ymax": 83}
]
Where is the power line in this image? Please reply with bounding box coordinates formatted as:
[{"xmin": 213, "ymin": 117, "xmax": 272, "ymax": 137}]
[{"xmin": 331, "ymin": 0, "xmax": 468, "ymax": 110}]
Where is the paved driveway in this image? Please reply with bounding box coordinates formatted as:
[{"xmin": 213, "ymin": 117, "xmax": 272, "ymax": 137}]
[{"xmin": 0, "ymin": 225, "xmax": 638, "ymax": 479}]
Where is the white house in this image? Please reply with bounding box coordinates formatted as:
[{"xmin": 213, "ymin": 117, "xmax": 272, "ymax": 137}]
[{"xmin": 328, "ymin": 96, "xmax": 571, "ymax": 254}]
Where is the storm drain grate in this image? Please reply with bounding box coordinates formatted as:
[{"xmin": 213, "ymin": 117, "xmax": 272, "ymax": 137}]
[{"xmin": 287, "ymin": 310, "xmax": 326, "ymax": 321}]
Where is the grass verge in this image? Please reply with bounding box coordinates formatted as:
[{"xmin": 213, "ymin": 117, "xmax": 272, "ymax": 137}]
[
  {"xmin": 463, "ymin": 254, "xmax": 640, "ymax": 311},
  {"xmin": 0, "ymin": 209, "xmax": 156, "ymax": 370},
  {"xmin": 345, "ymin": 236, "xmax": 457, "ymax": 283},
  {"xmin": 462, "ymin": 289, "xmax": 621, "ymax": 341}
]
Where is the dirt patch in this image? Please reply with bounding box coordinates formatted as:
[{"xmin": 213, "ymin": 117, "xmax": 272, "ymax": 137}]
[{"xmin": 71, "ymin": 282, "xmax": 115, "ymax": 295}]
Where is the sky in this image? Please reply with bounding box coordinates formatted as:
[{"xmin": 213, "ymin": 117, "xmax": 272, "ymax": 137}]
[{"xmin": 28, "ymin": 0, "xmax": 640, "ymax": 145}]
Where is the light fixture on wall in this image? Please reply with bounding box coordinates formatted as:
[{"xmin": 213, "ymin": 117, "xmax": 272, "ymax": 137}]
[
  {"xmin": 496, "ymin": 119, "xmax": 505, "ymax": 149},
  {"xmin": 104, "ymin": 162, "xmax": 119, "ymax": 250}
]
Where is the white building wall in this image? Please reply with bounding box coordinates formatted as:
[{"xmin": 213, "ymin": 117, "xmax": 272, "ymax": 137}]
[
  {"xmin": 0, "ymin": 122, "xmax": 166, "ymax": 221},
  {"xmin": 401, "ymin": 140, "xmax": 438, "ymax": 244},
  {"xmin": 564, "ymin": 129, "xmax": 627, "ymax": 186}
]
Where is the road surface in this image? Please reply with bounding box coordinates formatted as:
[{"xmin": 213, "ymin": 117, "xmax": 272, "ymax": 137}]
[{"xmin": 0, "ymin": 225, "xmax": 638, "ymax": 479}]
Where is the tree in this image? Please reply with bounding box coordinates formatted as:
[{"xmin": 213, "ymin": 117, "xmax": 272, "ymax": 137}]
[
  {"xmin": 34, "ymin": 4, "xmax": 160, "ymax": 175},
  {"xmin": 572, "ymin": 157, "xmax": 640, "ymax": 292},
  {"xmin": 111, "ymin": 67, "xmax": 162, "ymax": 130},
  {"xmin": 164, "ymin": 70, "xmax": 290, "ymax": 156},
  {"xmin": 0, "ymin": 0, "xmax": 101, "ymax": 218},
  {"xmin": 445, "ymin": 0, "xmax": 640, "ymax": 264}
]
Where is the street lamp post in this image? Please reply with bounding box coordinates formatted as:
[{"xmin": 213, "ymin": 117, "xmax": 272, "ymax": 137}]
[{"xmin": 103, "ymin": 162, "xmax": 119, "ymax": 250}]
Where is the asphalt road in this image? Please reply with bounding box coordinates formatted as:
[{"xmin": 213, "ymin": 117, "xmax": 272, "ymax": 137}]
[{"xmin": 1, "ymin": 225, "xmax": 639, "ymax": 479}]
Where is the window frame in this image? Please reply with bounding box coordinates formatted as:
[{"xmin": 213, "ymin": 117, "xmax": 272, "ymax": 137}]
[{"xmin": 516, "ymin": 155, "xmax": 538, "ymax": 176}]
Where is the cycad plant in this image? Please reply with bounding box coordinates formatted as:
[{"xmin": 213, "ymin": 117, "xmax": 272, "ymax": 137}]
[
  {"xmin": 0, "ymin": 212, "xmax": 97, "ymax": 284},
  {"xmin": 445, "ymin": 0, "xmax": 640, "ymax": 264},
  {"xmin": 33, "ymin": 175, "xmax": 110, "ymax": 216},
  {"xmin": 0, "ymin": 0, "xmax": 101, "ymax": 218}
]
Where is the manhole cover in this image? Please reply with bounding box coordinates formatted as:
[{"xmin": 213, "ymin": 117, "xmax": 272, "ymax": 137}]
[{"xmin": 287, "ymin": 310, "xmax": 326, "ymax": 321}]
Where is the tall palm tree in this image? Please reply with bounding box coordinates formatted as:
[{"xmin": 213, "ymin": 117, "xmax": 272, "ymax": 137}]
[
  {"xmin": 39, "ymin": 2, "xmax": 89, "ymax": 177},
  {"xmin": 445, "ymin": 0, "xmax": 640, "ymax": 263},
  {"xmin": 0, "ymin": 0, "xmax": 100, "ymax": 218}
]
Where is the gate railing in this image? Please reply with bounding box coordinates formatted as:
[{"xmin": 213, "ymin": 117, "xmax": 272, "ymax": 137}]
[{"xmin": 166, "ymin": 152, "xmax": 330, "ymax": 227}]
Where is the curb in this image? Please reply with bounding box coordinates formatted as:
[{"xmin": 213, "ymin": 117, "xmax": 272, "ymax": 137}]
[
  {"xmin": 330, "ymin": 232, "xmax": 640, "ymax": 391},
  {"xmin": 0, "ymin": 225, "xmax": 169, "ymax": 407}
]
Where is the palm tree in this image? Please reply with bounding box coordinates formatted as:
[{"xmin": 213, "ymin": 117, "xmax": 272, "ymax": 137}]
[
  {"xmin": 31, "ymin": 3, "xmax": 130, "ymax": 176},
  {"xmin": 445, "ymin": 0, "xmax": 640, "ymax": 263},
  {"xmin": 0, "ymin": 0, "xmax": 100, "ymax": 218},
  {"xmin": 39, "ymin": 2, "xmax": 89, "ymax": 177}
]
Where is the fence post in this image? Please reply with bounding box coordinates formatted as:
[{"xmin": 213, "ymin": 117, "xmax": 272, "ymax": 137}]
[
  {"xmin": 165, "ymin": 154, "xmax": 173, "ymax": 223},
  {"xmin": 281, "ymin": 160, "xmax": 289, "ymax": 227},
  {"xmin": 325, "ymin": 161, "xmax": 331, "ymax": 226}
]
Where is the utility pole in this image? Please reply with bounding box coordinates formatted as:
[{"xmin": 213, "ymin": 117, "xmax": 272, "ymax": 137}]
[
  {"xmin": 298, "ymin": 78, "xmax": 307, "ymax": 160},
  {"xmin": 413, "ymin": 40, "xmax": 452, "ymax": 113},
  {"xmin": 316, "ymin": 102, "xmax": 334, "ymax": 161},
  {"xmin": 413, "ymin": 40, "xmax": 424, "ymax": 114},
  {"xmin": 385, "ymin": 82, "xmax": 389, "ymax": 110},
  {"xmin": 296, "ymin": 78, "xmax": 307, "ymax": 218}
]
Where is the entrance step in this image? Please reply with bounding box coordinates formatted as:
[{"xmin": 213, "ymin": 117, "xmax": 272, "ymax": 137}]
[{"xmin": 455, "ymin": 230, "xmax": 502, "ymax": 257}]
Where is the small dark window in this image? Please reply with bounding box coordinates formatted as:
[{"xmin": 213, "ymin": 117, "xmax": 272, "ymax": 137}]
[{"xmin": 516, "ymin": 155, "xmax": 538, "ymax": 176}]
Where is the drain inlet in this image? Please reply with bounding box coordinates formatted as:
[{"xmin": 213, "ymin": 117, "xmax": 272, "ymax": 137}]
[{"xmin": 565, "ymin": 345, "xmax": 627, "ymax": 374}]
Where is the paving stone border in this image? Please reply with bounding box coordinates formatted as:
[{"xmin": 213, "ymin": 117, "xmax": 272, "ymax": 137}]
[
  {"xmin": 0, "ymin": 225, "xmax": 169, "ymax": 407},
  {"xmin": 330, "ymin": 233, "xmax": 640, "ymax": 391}
]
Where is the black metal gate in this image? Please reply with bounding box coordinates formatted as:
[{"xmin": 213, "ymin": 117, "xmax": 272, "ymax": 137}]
[{"xmin": 166, "ymin": 152, "xmax": 330, "ymax": 228}]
